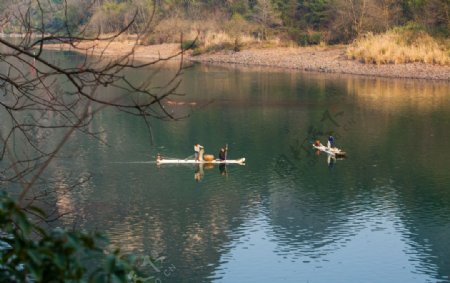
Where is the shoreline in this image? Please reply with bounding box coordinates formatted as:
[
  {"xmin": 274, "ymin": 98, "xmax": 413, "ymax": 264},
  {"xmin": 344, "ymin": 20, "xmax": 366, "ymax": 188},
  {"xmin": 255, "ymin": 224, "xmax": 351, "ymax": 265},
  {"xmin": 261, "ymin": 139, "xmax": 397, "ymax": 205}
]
[
  {"xmin": 42, "ymin": 42, "xmax": 450, "ymax": 81},
  {"xmin": 190, "ymin": 47, "xmax": 450, "ymax": 81}
]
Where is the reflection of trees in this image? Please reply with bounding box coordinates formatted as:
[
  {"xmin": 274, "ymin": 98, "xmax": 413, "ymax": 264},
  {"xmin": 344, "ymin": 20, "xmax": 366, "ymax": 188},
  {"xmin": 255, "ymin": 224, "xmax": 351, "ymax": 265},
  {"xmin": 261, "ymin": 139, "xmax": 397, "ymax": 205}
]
[
  {"xmin": 259, "ymin": 75, "xmax": 450, "ymax": 279},
  {"xmin": 391, "ymin": 173, "xmax": 450, "ymax": 281},
  {"xmin": 335, "ymin": 78, "xmax": 450, "ymax": 280},
  {"xmin": 347, "ymin": 77, "xmax": 450, "ymax": 113},
  {"xmin": 266, "ymin": 169, "xmax": 363, "ymax": 259},
  {"xmin": 39, "ymin": 106, "xmax": 258, "ymax": 280},
  {"xmin": 52, "ymin": 165, "xmax": 262, "ymax": 281}
]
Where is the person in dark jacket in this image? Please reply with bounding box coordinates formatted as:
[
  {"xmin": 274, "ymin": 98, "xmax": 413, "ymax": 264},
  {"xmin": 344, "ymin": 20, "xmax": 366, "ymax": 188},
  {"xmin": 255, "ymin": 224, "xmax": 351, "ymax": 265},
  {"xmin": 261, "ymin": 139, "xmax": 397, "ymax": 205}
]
[
  {"xmin": 327, "ymin": 136, "xmax": 335, "ymax": 148},
  {"xmin": 219, "ymin": 147, "xmax": 226, "ymax": 161}
]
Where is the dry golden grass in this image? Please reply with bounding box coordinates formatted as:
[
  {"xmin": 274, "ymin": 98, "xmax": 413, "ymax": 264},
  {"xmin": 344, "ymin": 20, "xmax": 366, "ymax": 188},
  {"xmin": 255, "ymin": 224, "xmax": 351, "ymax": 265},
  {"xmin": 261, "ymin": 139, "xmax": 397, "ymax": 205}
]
[
  {"xmin": 347, "ymin": 30, "xmax": 450, "ymax": 65},
  {"xmin": 144, "ymin": 17, "xmax": 286, "ymax": 53},
  {"xmin": 200, "ymin": 31, "xmax": 281, "ymax": 48}
]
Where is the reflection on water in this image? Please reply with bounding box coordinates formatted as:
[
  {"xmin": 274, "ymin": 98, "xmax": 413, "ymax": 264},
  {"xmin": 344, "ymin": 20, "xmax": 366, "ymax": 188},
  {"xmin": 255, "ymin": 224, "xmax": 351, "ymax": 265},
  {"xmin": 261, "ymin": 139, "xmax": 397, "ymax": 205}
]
[
  {"xmin": 3, "ymin": 60, "xmax": 450, "ymax": 282},
  {"xmin": 347, "ymin": 78, "xmax": 450, "ymax": 113}
]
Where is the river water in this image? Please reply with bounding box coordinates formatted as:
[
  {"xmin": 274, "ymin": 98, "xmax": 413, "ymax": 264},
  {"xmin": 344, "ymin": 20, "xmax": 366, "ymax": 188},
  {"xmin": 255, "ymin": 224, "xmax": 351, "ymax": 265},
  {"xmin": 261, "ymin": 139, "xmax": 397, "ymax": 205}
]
[{"xmin": 3, "ymin": 52, "xmax": 450, "ymax": 282}]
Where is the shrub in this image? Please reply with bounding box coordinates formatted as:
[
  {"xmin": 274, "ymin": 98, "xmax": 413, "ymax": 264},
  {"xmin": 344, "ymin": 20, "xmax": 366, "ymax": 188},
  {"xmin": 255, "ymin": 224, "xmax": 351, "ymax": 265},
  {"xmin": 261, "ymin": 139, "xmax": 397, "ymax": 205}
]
[
  {"xmin": 181, "ymin": 40, "xmax": 198, "ymax": 50},
  {"xmin": 0, "ymin": 192, "xmax": 137, "ymax": 283},
  {"xmin": 192, "ymin": 48, "xmax": 203, "ymax": 56},
  {"xmin": 288, "ymin": 29, "xmax": 322, "ymax": 46}
]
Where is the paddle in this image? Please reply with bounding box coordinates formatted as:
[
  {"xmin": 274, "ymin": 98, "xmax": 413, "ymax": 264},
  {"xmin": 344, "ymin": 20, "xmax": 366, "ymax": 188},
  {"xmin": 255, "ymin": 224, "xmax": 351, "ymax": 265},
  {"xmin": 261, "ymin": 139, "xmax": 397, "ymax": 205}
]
[
  {"xmin": 225, "ymin": 144, "xmax": 228, "ymax": 160},
  {"xmin": 184, "ymin": 154, "xmax": 194, "ymax": 160}
]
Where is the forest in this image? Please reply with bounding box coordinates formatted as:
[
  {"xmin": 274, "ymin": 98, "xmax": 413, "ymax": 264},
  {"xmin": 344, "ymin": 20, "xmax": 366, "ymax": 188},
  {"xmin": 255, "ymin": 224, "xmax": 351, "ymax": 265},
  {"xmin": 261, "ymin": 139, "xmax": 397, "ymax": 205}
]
[{"xmin": 1, "ymin": 0, "xmax": 448, "ymax": 44}]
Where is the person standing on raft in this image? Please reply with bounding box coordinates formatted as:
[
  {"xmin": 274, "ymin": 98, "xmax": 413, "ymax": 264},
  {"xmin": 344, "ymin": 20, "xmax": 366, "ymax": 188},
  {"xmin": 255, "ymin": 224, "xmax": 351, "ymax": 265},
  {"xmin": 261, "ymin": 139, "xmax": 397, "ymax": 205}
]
[
  {"xmin": 218, "ymin": 145, "xmax": 228, "ymax": 161},
  {"xmin": 327, "ymin": 136, "xmax": 335, "ymax": 149}
]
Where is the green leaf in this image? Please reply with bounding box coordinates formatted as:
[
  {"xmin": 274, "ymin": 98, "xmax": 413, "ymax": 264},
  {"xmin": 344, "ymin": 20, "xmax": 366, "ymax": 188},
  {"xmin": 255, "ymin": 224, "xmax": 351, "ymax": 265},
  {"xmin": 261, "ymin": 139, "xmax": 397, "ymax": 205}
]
[
  {"xmin": 15, "ymin": 213, "xmax": 32, "ymax": 235},
  {"xmin": 105, "ymin": 254, "xmax": 116, "ymax": 273},
  {"xmin": 54, "ymin": 252, "xmax": 66, "ymax": 269},
  {"xmin": 28, "ymin": 262, "xmax": 43, "ymax": 281},
  {"xmin": 27, "ymin": 249, "xmax": 42, "ymax": 265}
]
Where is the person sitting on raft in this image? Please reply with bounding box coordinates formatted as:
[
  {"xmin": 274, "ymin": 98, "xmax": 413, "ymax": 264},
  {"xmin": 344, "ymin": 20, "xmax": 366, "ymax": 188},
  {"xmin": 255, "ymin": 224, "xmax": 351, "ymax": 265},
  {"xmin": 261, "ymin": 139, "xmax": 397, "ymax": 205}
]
[{"xmin": 194, "ymin": 144, "xmax": 204, "ymax": 161}]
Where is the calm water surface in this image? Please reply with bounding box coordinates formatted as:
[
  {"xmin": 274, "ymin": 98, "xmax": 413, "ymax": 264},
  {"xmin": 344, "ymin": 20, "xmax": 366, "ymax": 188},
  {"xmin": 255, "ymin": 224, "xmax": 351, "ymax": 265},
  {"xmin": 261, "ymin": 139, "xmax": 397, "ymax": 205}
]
[{"xmin": 14, "ymin": 56, "xmax": 450, "ymax": 282}]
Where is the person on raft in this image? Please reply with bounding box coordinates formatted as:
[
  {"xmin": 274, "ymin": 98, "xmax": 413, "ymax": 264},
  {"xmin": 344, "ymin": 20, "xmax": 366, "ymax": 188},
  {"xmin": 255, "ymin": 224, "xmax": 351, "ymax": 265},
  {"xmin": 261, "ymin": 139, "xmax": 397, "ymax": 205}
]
[
  {"xmin": 219, "ymin": 145, "xmax": 228, "ymax": 161},
  {"xmin": 194, "ymin": 144, "xmax": 204, "ymax": 161},
  {"xmin": 314, "ymin": 140, "xmax": 323, "ymax": 147},
  {"xmin": 327, "ymin": 136, "xmax": 335, "ymax": 149}
]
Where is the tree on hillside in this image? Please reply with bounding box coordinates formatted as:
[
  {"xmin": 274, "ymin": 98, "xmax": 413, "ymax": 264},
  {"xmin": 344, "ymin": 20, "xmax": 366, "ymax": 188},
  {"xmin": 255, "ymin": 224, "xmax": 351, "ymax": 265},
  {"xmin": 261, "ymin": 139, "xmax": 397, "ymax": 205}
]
[
  {"xmin": 253, "ymin": 0, "xmax": 282, "ymax": 39},
  {"xmin": 327, "ymin": 0, "xmax": 400, "ymax": 42},
  {"xmin": 419, "ymin": 0, "xmax": 449, "ymax": 34},
  {"xmin": 271, "ymin": 0, "xmax": 297, "ymax": 27},
  {"xmin": 375, "ymin": 0, "xmax": 402, "ymax": 30},
  {"xmin": 328, "ymin": 0, "xmax": 369, "ymax": 41},
  {"xmin": 295, "ymin": 0, "xmax": 330, "ymax": 30},
  {"xmin": 90, "ymin": 1, "xmax": 134, "ymax": 33},
  {"xmin": 227, "ymin": 0, "xmax": 251, "ymax": 16}
]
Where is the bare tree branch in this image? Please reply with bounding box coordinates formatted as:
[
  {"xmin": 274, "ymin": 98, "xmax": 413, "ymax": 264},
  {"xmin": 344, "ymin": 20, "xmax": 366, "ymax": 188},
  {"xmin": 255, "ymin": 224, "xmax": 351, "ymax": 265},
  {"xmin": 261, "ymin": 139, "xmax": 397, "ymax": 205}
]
[{"xmin": 1, "ymin": 0, "xmax": 191, "ymax": 222}]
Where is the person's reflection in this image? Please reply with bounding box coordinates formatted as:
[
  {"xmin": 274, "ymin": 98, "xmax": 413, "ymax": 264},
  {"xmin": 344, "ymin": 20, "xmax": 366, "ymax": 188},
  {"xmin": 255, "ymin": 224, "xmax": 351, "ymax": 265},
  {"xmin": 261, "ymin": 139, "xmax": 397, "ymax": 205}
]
[
  {"xmin": 327, "ymin": 155, "xmax": 336, "ymax": 169},
  {"xmin": 219, "ymin": 164, "xmax": 228, "ymax": 176},
  {"xmin": 194, "ymin": 164, "xmax": 204, "ymax": 182}
]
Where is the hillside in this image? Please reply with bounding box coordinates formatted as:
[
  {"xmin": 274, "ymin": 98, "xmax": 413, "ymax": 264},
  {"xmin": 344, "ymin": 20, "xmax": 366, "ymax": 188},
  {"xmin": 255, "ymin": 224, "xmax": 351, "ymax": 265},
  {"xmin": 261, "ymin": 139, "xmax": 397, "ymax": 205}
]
[{"xmin": 1, "ymin": 0, "xmax": 449, "ymax": 68}]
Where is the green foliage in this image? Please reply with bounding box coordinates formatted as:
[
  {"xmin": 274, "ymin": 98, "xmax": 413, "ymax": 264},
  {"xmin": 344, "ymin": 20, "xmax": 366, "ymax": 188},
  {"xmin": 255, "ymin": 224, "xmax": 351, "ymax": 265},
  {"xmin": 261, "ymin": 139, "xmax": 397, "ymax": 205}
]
[
  {"xmin": 271, "ymin": 0, "xmax": 297, "ymax": 27},
  {"xmin": 191, "ymin": 48, "xmax": 203, "ymax": 56},
  {"xmin": 0, "ymin": 192, "xmax": 136, "ymax": 283},
  {"xmin": 228, "ymin": 0, "xmax": 250, "ymax": 16},
  {"xmin": 103, "ymin": 1, "xmax": 128, "ymax": 13},
  {"xmin": 198, "ymin": 42, "xmax": 237, "ymax": 54},
  {"xmin": 225, "ymin": 13, "xmax": 251, "ymax": 36},
  {"xmin": 433, "ymin": 26, "xmax": 450, "ymax": 38},
  {"xmin": 288, "ymin": 30, "xmax": 322, "ymax": 46},
  {"xmin": 394, "ymin": 21, "xmax": 426, "ymax": 33},
  {"xmin": 400, "ymin": 0, "xmax": 449, "ymax": 35},
  {"xmin": 181, "ymin": 39, "xmax": 198, "ymax": 50},
  {"xmin": 270, "ymin": 0, "xmax": 329, "ymax": 29},
  {"xmin": 296, "ymin": 0, "xmax": 330, "ymax": 29},
  {"xmin": 391, "ymin": 22, "xmax": 437, "ymax": 45},
  {"xmin": 402, "ymin": 0, "xmax": 427, "ymax": 20}
]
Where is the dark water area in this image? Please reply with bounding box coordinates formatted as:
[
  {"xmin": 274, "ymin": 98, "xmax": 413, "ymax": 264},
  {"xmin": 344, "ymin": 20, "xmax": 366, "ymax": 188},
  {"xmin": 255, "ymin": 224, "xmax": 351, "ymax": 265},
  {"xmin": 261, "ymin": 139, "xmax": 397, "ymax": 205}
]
[{"xmin": 2, "ymin": 52, "xmax": 450, "ymax": 282}]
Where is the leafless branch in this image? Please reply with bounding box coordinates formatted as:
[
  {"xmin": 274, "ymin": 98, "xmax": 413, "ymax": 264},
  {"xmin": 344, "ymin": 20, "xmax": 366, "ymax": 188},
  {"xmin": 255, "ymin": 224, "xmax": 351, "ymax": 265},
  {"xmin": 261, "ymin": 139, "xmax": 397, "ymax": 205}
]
[{"xmin": 0, "ymin": 0, "xmax": 191, "ymax": 222}]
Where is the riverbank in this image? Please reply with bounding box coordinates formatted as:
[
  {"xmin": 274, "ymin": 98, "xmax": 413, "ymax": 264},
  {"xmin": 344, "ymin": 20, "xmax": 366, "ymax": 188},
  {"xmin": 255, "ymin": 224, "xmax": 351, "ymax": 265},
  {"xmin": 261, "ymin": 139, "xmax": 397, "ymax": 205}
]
[
  {"xmin": 192, "ymin": 47, "xmax": 450, "ymax": 80},
  {"xmin": 43, "ymin": 41, "xmax": 450, "ymax": 80}
]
